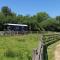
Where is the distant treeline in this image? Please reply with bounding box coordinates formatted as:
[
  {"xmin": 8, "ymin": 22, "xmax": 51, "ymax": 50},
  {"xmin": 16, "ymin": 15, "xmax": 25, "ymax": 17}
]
[{"xmin": 0, "ymin": 6, "xmax": 60, "ymax": 31}]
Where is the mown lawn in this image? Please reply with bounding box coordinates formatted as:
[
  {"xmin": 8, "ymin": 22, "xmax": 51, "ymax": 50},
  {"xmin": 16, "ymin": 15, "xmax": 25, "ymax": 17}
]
[
  {"xmin": 0, "ymin": 33, "xmax": 40, "ymax": 60},
  {"xmin": 47, "ymin": 40, "xmax": 60, "ymax": 60}
]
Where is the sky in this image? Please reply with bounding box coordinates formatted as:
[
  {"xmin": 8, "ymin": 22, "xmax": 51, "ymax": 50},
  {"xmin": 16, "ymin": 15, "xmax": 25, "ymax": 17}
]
[{"xmin": 0, "ymin": 0, "xmax": 60, "ymax": 17}]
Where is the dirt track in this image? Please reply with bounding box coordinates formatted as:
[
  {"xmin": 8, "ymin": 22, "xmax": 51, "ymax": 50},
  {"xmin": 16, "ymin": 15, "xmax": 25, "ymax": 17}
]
[{"xmin": 55, "ymin": 44, "xmax": 60, "ymax": 60}]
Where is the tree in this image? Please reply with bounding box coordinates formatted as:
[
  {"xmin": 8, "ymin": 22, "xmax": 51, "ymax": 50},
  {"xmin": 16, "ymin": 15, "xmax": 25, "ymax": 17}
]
[
  {"xmin": 6, "ymin": 15, "xmax": 16, "ymax": 23},
  {"xmin": 16, "ymin": 15, "xmax": 24, "ymax": 24},
  {"xmin": 0, "ymin": 12, "xmax": 6, "ymax": 30},
  {"xmin": 0, "ymin": 12, "xmax": 5, "ymax": 23},
  {"xmin": 1, "ymin": 6, "xmax": 12, "ymax": 16},
  {"xmin": 56, "ymin": 16, "xmax": 60, "ymax": 24},
  {"xmin": 40, "ymin": 18, "xmax": 58, "ymax": 31},
  {"xmin": 30, "ymin": 15, "xmax": 40, "ymax": 31},
  {"xmin": 36, "ymin": 12, "xmax": 49, "ymax": 23}
]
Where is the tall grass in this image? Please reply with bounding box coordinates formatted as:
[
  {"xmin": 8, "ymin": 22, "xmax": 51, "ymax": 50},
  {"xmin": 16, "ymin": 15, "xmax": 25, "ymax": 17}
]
[{"xmin": 0, "ymin": 33, "xmax": 40, "ymax": 60}]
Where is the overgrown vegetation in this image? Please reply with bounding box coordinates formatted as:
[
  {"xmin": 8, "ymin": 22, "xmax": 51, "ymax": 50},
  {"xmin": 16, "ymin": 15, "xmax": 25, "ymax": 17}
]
[
  {"xmin": 0, "ymin": 33, "xmax": 39, "ymax": 60},
  {"xmin": 0, "ymin": 6, "xmax": 60, "ymax": 31}
]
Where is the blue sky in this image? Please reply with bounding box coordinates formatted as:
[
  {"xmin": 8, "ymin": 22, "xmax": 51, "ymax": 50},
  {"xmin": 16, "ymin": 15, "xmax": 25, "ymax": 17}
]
[{"xmin": 0, "ymin": 0, "xmax": 60, "ymax": 17}]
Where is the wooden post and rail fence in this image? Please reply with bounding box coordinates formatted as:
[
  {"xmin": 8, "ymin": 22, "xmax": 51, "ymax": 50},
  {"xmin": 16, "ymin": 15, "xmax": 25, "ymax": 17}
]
[
  {"xmin": 0, "ymin": 31, "xmax": 60, "ymax": 60},
  {"xmin": 32, "ymin": 33, "xmax": 60, "ymax": 60}
]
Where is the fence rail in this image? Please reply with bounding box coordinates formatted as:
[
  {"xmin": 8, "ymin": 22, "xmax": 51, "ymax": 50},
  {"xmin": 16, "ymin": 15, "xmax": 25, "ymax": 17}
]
[
  {"xmin": 0, "ymin": 31, "xmax": 40, "ymax": 35},
  {"xmin": 0, "ymin": 31, "xmax": 29, "ymax": 35},
  {"xmin": 43, "ymin": 33, "xmax": 60, "ymax": 46}
]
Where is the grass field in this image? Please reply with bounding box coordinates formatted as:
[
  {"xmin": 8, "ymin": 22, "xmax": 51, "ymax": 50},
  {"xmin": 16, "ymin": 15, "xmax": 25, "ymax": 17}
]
[{"xmin": 0, "ymin": 33, "xmax": 40, "ymax": 60}]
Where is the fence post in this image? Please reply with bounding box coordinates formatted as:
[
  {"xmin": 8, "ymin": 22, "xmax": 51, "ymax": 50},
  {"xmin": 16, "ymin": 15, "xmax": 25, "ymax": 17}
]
[{"xmin": 32, "ymin": 48, "xmax": 39, "ymax": 60}]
